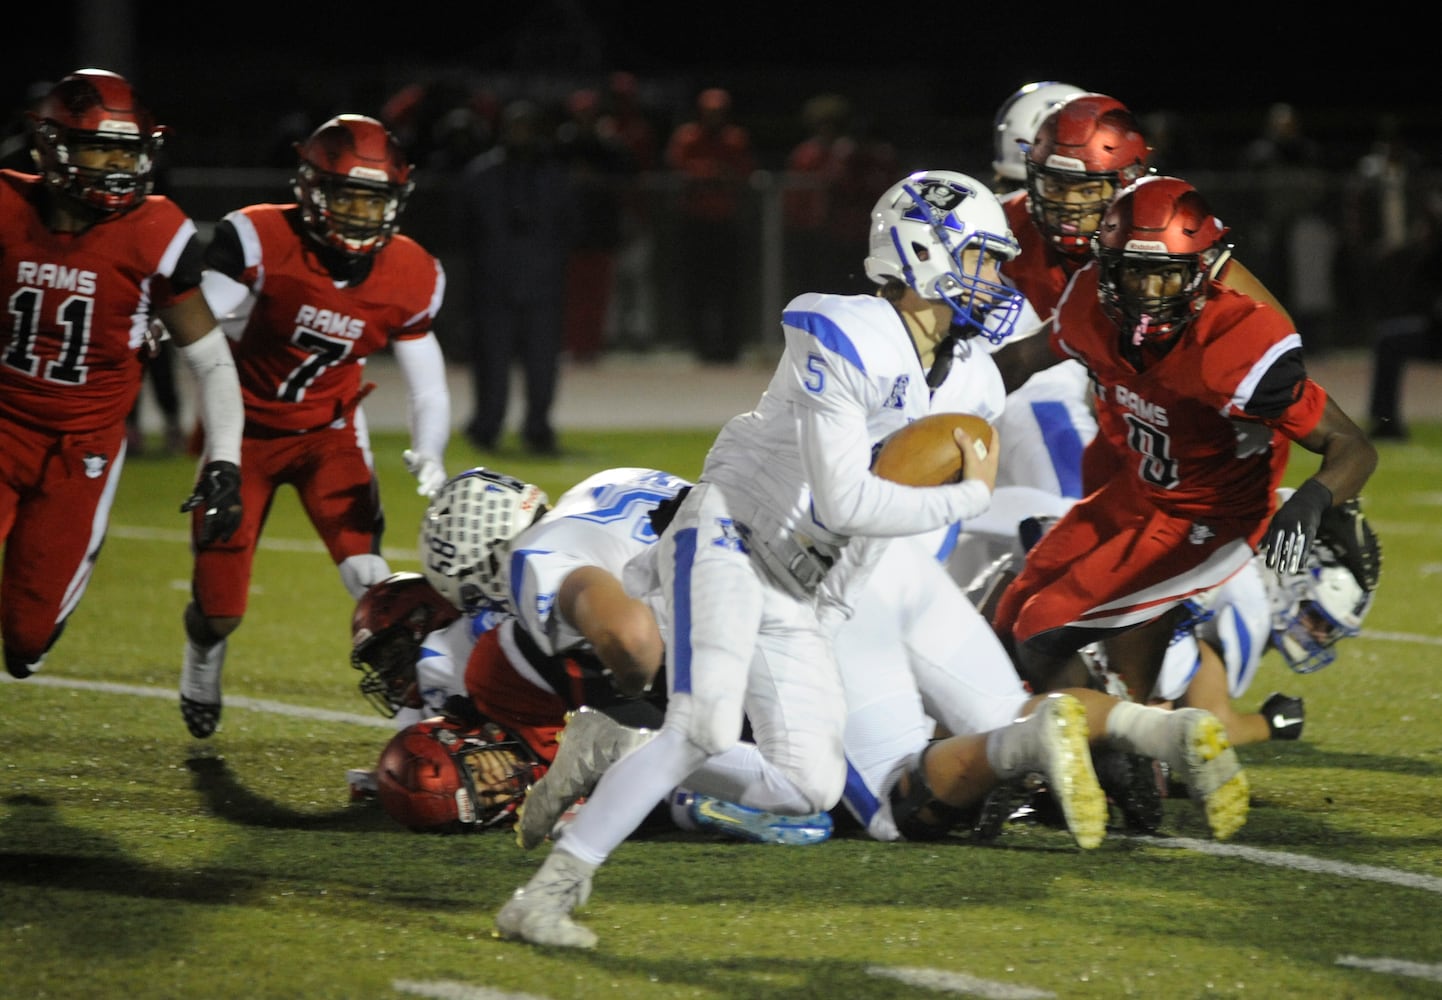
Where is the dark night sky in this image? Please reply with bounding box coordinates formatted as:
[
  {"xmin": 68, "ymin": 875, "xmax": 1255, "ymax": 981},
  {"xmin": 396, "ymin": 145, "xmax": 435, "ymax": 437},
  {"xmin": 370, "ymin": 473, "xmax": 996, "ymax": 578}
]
[{"xmin": 4, "ymin": 4, "xmax": 1434, "ymax": 169}]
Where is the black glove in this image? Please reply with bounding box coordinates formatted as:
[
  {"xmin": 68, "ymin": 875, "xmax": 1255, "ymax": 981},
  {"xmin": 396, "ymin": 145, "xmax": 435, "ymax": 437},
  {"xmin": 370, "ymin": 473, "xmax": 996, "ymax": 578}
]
[
  {"xmin": 1263, "ymin": 479, "xmax": 1332, "ymax": 574},
  {"xmin": 181, "ymin": 460, "xmax": 243, "ymax": 546},
  {"xmin": 1318, "ymin": 497, "xmax": 1382, "ymax": 591}
]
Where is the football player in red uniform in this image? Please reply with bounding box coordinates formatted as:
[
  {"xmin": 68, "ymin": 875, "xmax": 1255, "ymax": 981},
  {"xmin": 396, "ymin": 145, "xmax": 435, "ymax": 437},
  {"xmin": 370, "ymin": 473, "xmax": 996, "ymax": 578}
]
[
  {"xmin": 990, "ymin": 176, "xmax": 1377, "ymax": 703},
  {"xmin": 179, "ymin": 114, "xmax": 450, "ymax": 738},
  {"xmin": 989, "ymin": 92, "xmax": 1309, "ymax": 502},
  {"xmin": 0, "ymin": 69, "xmax": 244, "ymax": 680}
]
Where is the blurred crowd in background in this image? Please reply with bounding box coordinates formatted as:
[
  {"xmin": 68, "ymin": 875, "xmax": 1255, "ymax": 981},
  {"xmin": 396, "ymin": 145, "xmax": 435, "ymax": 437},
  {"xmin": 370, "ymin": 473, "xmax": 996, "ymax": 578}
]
[{"xmin": 4, "ymin": 62, "xmax": 1440, "ymax": 377}]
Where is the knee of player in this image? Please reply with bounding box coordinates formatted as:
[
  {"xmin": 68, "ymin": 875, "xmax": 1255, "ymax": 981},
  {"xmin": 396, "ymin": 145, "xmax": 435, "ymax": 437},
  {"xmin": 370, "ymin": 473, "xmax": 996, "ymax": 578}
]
[{"xmin": 185, "ymin": 602, "xmax": 240, "ymax": 643}]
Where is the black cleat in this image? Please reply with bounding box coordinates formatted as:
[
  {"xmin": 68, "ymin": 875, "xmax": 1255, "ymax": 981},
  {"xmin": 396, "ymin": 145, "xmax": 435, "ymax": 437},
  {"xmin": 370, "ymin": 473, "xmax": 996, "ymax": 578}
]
[{"xmin": 1093, "ymin": 747, "xmax": 1165, "ymax": 834}]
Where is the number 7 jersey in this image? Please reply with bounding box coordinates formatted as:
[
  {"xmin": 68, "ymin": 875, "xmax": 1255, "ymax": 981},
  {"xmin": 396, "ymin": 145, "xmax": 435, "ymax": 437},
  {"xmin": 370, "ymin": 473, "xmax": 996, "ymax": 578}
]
[{"xmin": 211, "ymin": 203, "xmax": 444, "ymax": 433}]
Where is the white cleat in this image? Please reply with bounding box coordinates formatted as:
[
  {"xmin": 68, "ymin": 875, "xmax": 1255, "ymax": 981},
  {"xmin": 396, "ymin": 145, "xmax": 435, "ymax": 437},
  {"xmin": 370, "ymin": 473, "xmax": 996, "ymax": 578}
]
[
  {"xmin": 1025, "ymin": 693, "xmax": 1108, "ymax": 850},
  {"xmin": 1172, "ymin": 708, "xmax": 1250, "ymax": 841},
  {"xmin": 515, "ymin": 707, "xmax": 655, "ymax": 850},
  {"xmin": 179, "ymin": 638, "xmax": 226, "ymax": 739},
  {"xmin": 494, "ymin": 852, "xmax": 598, "ymax": 949}
]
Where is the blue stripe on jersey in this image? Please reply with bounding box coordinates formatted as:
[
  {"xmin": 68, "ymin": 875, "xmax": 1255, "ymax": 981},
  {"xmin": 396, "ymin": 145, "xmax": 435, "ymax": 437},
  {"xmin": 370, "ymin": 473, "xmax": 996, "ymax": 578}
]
[
  {"xmin": 670, "ymin": 527, "xmax": 698, "ymax": 694},
  {"xmin": 783, "ymin": 308, "xmax": 867, "ymax": 375},
  {"xmin": 1031, "ymin": 400, "xmax": 1085, "ymax": 498},
  {"xmin": 932, "ymin": 522, "xmax": 961, "ymax": 563},
  {"xmin": 1231, "ymin": 605, "xmax": 1254, "ymax": 692},
  {"xmin": 842, "ymin": 758, "xmax": 880, "ymax": 828},
  {"xmin": 508, "ymin": 547, "xmax": 547, "ymax": 612}
]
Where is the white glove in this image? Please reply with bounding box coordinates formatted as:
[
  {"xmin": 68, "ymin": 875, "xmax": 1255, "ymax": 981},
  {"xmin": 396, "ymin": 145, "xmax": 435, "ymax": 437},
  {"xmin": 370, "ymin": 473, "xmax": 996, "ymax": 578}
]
[{"xmin": 403, "ymin": 450, "xmax": 447, "ymax": 498}]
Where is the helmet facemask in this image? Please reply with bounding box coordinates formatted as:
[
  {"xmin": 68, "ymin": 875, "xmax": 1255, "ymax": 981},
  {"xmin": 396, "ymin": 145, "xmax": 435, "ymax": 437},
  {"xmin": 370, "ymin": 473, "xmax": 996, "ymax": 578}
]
[
  {"xmin": 867, "ymin": 173, "xmax": 1024, "ymax": 346},
  {"xmin": 28, "ymin": 70, "xmax": 167, "ymax": 216},
  {"xmin": 350, "ymin": 572, "xmax": 459, "ymax": 717},
  {"xmin": 295, "ymin": 164, "xmax": 410, "ymax": 258},
  {"xmin": 420, "ymin": 469, "xmax": 550, "ymax": 613},
  {"xmin": 376, "ymin": 718, "xmax": 543, "ymax": 832},
  {"xmin": 1023, "ymin": 94, "xmax": 1151, "ymax": 259},
  {"xmin": 352, "ymin": 628, "xmax": 423, "ymax": 717},
  {"xmin": 1025, "ymin": 159, "xmax": 1122, "ymax": 259},
  {"xmin": 1269, "ymin": 565, "xmax": 1370, "ymax": 673},
  {"xmin": 1097, "ymin": 245, "xmax": 1213, "ymax": 348},
  {"xmin": 292, "ymin": 115, "xmax": 414, "ymax": 259}
]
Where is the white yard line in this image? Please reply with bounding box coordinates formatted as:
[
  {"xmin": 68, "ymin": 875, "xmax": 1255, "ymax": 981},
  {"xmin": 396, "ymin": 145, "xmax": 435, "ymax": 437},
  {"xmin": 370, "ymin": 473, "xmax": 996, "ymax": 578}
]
[
  {"xmin": 9, "ymin": 672, "xmax": 1438, "ymax": 998},
  {"xmin": 1138, "ymin": 836, "xmax": 1442, "ymax": 895},
  {"xmin": 867, "ymin": 966, "xmax": 1055, "ymax": 998},
  {"xmin": 1335, "ymin": 956, "xmax": 1442, "ymax": 985},
  {"xmin": 394, "ymin": 981, "xmax": 554, "ymax": 1000}
]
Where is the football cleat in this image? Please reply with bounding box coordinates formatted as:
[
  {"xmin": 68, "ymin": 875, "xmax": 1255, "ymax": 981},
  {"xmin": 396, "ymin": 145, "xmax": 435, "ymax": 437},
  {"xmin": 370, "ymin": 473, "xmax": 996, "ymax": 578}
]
[
  {"xmin": 494, "ymin": 850, "xmax": 597, "ymax": 949},
  {"xmin": 1092, "ymin": 747, "xmax": 1165, "ymax": 834},
  {"xmin": 1020, "ymin": 693, "xmax": 1108, "ymax": 849},
  {"xmin": 179, "ymin": 636, "xmax": 226, "ymax": 739},
  {"xmin": 678, "ymin": 792, "xmax": 833, "ymax": 846},
  {"xmin": 347, "ymin": 768, "xmax": 379, "ymax": 801},
  {"xmin": 1261, "ymin": 692, "xmax": 1305, "ymax": 741},
  {"xmin": 515, "ymin": 707, "xmax": 655, "ymax": 850},
  {"xmin": 967, "ymin": 783, "xmax": 1019, "ymax": 844},
  {"xmin": 1171, "ymin": 708, "xmax": 1250, "ymax": 840}
]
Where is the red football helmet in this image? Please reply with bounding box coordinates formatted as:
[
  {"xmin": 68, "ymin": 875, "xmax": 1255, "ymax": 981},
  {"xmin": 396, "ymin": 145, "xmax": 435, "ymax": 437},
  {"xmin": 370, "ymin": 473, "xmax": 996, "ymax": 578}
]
[
  {"xmin": 1095, "ymin": 176, "xmax": 1232, "ymax": 346},
  {"xmin": 293, "ymin": 114, "xmax": 414, "ymax": 258},
  {"xmin": 375, "ymin": 716, "xmax": 544, "ymax": 833},
  {"xmin": 27, "ymin": 69, "xmax": 167, "ymax": 215},
  {"xmin": 351, "ymin": 572, "xmax": 461, "ymax": 717},
  {"xmin": 1025, "ymin": 94, "xmax": 1151, "ymax": 258}
]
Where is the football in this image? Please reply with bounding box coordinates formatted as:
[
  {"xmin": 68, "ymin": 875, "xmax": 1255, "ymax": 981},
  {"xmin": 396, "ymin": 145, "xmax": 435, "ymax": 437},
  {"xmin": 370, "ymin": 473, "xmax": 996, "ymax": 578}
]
[{"xmin": 872, "ymin": 413, "xmax": 997, "ymax": 487}]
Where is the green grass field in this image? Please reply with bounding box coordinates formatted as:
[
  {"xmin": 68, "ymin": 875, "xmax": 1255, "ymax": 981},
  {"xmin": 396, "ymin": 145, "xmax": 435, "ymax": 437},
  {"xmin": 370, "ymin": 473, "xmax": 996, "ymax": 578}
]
[{"xmin": 2, "ymin": 427, "xmax": 1440, "ymax": 1000}]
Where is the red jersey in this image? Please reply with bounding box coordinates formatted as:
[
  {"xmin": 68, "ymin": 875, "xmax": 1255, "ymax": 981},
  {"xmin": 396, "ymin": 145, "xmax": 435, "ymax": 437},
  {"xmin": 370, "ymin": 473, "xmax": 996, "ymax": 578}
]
[
  {"xmin": 999, "ymin": 190, "xmax": 1075, "ymax": 319},
  {"xmin": 0, "ymin": 170, "xmax": 200, "ymax": 433},
  {"xmin": 217, "ymin": 204, "xmax": 444, "ymax": 434},
  {"xmin": 1051, "ymin": 264, "xmax": 1327, "ymax": 525}
]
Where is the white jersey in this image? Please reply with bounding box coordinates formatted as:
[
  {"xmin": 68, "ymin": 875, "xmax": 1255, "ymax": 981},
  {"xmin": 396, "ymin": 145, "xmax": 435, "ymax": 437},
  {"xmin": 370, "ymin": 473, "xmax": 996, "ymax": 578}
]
[
  {"xmin": 703, "ymin": 293, "xmax": 1001, "ymax": 566},
  {"xmin": 1155, "ymin": 557, "xmax": 1272, "ymax": 702},
  {"xmin": 505, "ymin": 467, "xmax": 690, "ymax": 657},
  {"xmin": 837, "ymin": 533, "xmax": 1031, "ymax": 841}
]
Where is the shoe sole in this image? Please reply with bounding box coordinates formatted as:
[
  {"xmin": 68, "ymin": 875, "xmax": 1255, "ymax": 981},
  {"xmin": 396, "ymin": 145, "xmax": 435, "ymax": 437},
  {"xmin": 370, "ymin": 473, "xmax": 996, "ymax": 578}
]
[
  {"xmin": 690, "ymin": 798, "xmax": 832, "ymax": 845},
  {"xmin": 1183, "ymin": 712, "xmax": 1250, "ymax": 841},
  {"xmin": 517, "ymin": 709, "xmax": 647, "ymax": 850},
  {"xmin": 180, "ymin": 697, "xmax": 220, "ymax": 739},
  {"xmin": 1037, "ymin": 694, "xmax": 1108, "ymax": 850}
]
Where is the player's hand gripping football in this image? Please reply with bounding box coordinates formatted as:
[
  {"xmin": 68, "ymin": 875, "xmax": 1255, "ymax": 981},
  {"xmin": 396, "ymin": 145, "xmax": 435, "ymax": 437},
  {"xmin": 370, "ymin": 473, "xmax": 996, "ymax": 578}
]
[
  {"xmin": 955, "ymin": 425, "xmax": 999, "ymax": 492},
  {"xmin": 181, "ymin": 460, "xmax": 243, "ymax": 545}
]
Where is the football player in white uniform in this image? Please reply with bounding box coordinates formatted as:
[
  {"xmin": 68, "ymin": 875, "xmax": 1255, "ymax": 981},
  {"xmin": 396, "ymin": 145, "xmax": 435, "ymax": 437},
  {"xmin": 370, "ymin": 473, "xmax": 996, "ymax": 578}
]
[
  {"xmin": 1151, "ymin": 495, "xmax": 1380, "ymax": 746},
  {"xmin": 836, "ymin": 519, "xmax": 1255, "ymax": 843},
  {"xmin": 492, "ymin": 170, "xmax": 1211, "ymax": 949},
  {"xmin": 360, "ymin": 466, "xmax": 832, "ymax": 845}
]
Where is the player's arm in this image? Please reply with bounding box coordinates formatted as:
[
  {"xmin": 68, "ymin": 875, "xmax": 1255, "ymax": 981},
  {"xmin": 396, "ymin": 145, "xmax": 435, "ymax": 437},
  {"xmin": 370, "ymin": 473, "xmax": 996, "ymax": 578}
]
[
  {"xmin": 394, "ymin": 332, "xmax": 451, "ymax": 498},
  {"xmin": 158, "ymin": 234, "xmax": 245, "ymax": 545},
  {"xmin": 990, "ymin": 321, "xmax": 1062, "ymax": 393},
  {"xmin": 1216, "ymin": 257, "xmax": 1295, "ymax": 324},
  {"xmin": 556, "ymin": 565, "xmax": 663, "ymax": 697},
  {"xmin": 1263, "ymin": 394, "xmax": 1378, "ymax": 574}
]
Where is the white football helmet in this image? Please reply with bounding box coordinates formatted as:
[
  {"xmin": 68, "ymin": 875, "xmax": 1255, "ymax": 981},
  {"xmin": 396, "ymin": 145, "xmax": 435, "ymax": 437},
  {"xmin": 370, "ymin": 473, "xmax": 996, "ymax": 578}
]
[
  {"xmin": 991, "ymin": 81, "xmax": 1086, "ymax": 186},
  {"xmin": 419, "ymin": 468, "xmax": 549, "ymax": 613},
  {"xmin": 863, "ymin": 170, "xmax": 1024, "ymax": 344},
  {"xmin": 1267, "ymin": 509, "xmax": 1376, "ymax": 674}
]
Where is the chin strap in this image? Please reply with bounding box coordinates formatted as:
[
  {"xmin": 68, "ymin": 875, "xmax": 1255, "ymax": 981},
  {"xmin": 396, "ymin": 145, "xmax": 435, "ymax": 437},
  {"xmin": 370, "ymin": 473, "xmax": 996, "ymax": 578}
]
[{"xmin": 926, "ymin": 330, "xmax": 960, "ymax": 390}]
